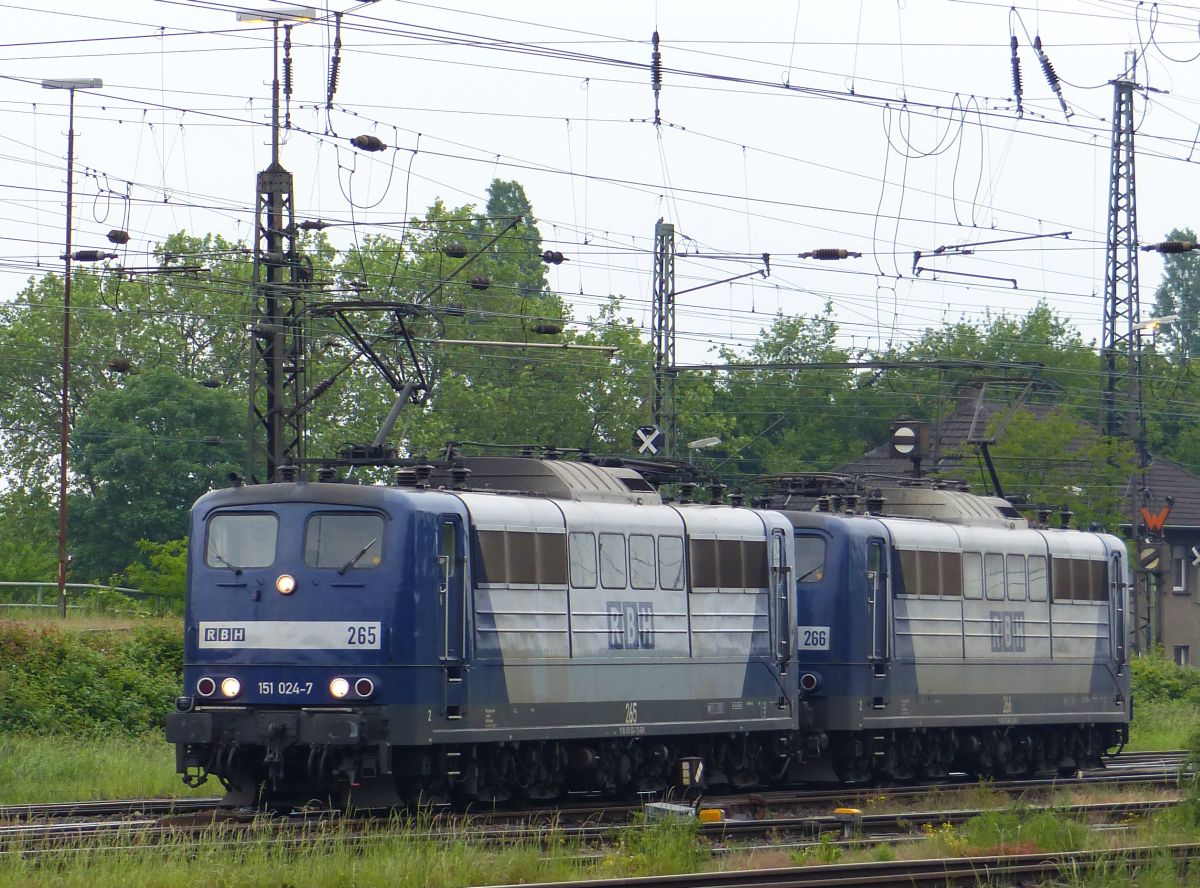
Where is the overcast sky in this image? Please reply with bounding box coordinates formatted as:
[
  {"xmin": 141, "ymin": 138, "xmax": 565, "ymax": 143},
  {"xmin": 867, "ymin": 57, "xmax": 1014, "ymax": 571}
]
[{"xmin": 4, "ymin": 0, "xmax": 1200, "ymax": 364}]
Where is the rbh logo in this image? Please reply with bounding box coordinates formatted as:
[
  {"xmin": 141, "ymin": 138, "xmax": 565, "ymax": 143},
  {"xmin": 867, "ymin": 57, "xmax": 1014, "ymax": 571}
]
[
  {"xmin": 203, "ymin": 626, "xmax": 246, "ymax": 642},
  {"xmin": 1141, "ymin": 505, "xmax": 1171, "ymax": 535}
]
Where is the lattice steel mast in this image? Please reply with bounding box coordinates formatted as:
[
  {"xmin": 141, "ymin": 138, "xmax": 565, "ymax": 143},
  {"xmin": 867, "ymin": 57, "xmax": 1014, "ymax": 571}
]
[
  {"xmin": 247, "ymin": 22, "xmax": 306, "ymax": 483},
  {"xmin": 650, "ymin": 219, "xmax": 677, "ymax": 458}
]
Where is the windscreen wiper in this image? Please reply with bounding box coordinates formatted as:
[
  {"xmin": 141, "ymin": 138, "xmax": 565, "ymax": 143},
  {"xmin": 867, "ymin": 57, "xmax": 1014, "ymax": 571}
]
[
  {"xmin": 208, "ymin": 548, "xmax": 243, "ymax": 576},
  {"xmin": 338, "ymin": 538, "xmax": 378, "ymax": 575}
]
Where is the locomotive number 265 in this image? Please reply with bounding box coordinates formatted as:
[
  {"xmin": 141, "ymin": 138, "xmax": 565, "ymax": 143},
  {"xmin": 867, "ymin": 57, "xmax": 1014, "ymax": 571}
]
[{"xmin": 347, "ymin": 625, "xmax": 378, "ymax": 646}]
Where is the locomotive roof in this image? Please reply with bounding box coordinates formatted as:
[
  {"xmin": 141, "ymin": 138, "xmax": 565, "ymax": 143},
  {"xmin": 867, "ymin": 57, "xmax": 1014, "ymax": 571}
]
[{"xmin": 425, "ymin": 457, "xmax": 662, "ymax": 505}]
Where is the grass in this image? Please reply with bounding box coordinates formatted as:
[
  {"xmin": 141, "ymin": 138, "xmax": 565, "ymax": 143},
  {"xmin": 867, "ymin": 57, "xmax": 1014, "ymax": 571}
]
[
  {"xmin": 1127, "ymin": 698, "xmax": 1200, "ymax": 752},
  {"xmin": 0, "ymin": 734, "xmax": 211, "ymax": 804}
]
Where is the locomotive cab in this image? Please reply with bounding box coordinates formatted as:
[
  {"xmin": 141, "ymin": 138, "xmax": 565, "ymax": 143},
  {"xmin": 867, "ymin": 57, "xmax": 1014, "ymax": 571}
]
[{"xmin": 166, "ymin": 481, "xmax": 472, "ymax": 808}]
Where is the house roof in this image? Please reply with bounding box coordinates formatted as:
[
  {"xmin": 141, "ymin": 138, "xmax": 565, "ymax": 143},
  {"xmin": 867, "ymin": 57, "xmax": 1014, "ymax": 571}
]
[{"xmin": 836, "ymin": 384, "xmax": 1200, "ymax": 531}]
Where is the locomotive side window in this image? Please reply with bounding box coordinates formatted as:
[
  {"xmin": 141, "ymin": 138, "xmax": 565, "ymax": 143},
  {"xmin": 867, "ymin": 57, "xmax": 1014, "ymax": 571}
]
[
  {"xmin": 473, "ymin": 530, "xmax": 507, "ymax": 584},
  {"xmin": 1081, "ymin": 559, "xmax": 1107, "ymax": 601},
  {"xmin": 1028, "ymin": 555, "xmax": 1048, "ymax": 601},
  {"xmin": 629, "ymin": 534, "xmax": 656, "ymax": 590},
  {"xmin": 718, "ymin": 539, "xmax": 744, "ymax": 588},
  {"xmin": 743, "ymin": 540, "xmax": 769, "ymax": 588},
  {"xmin": 207, "ymin": 513, "xmax": 278, "ymax": 569},
  {"xmin": 1051, "ymin": 557, "xmax": 1108, "ymax": 602},
  {"xmin": 304, "ymin": 513, "xmax": 383, "ymax": 570},
  {"xmin": 506, "ymin": 532, "xmax": 538, "ymax": 585},
  {"xmin": 599, "ymin": 533, "xmax": 628, "ymax": 589},
  {"xmin": 689, "ymin": 539, "xmax": 718, "ymax": 588},
  {"xmin": 940, "ymin": 552, "xmax": 963, "ymax": 597},
  {"xmin": 536, "ymin": 533, "xmax": 568, "ymax": 586},
  {"xmin": 474, "ymin": 530, "xmax": 567, "ymax": 586},
  {"xmin": 899, "ymin": 550, "xmax": 963, "ymax": 598},
  {"xmin": 795, "ymin": 537, "xmax": 825, "ymax": 583},
  {"xmin": 962, "ymin": 553, "xmax": 983, "ymax": 599},
  {"xmin": 659, "ymin": 536, "xmax": 685, "ymax": 590},
  {"xmin": 1006, "ymin": 554, "xmax": 1027, "ymax": 600},
  {"xmin": 568, "ymin": 532, "xmax": 597, "ymax": 588},
  {"xmin": 984, "ymin": 553, "xmax": 1005, "ymax": 600},
  {"xmin": 897, "ymin": 550, "xmax": 917, "ymax": 596}
]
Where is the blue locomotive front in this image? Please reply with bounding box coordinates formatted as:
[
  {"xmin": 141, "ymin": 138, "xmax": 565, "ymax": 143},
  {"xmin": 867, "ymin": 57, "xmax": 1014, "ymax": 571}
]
[{"xmin": 167, "ymin": 481, "xmax": 476, "ymax": 806}]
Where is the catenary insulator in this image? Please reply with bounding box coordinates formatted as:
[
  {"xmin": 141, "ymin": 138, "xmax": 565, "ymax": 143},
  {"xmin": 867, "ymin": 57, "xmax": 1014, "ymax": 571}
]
[
  {"xmin": 1010, "ymin": 34, "xmax": 1023, "ymax": 115},
  {"xmin": 1034, "ymin": 36, "xmax": 1070, "ymax": 118},
  {"xmin": 798, "ymin": 248, "xmax": 861, "ymax": 260},
  {"xmin": 297, "ymin": 219, "xmax": 328, "ymax": 231},
  {"xmin": 541, "ymin": 250, "xmax": 566, "ymax": 264},
  {"xmin": 106, "ymin": 229, "xmax": 130, "ymax": 244},
  {"xmin": 532, "ymin": 322, "xmax": 562, "ymax": 335},
  {"xmin": 66, "ymin": 250, "xmax": 118, "ymax": 261},
  {"xmin": 1142, "ymin": 241, "xmax": 1196, "ymax": 253},
  {"xmin": 444, "ymin": 243, "xmax": 468, "ymax": 258},
  {"xmin": 350, "ymin": 134, "xmax": 386, "ymax": 152},
  {"xmin": 469, "ymin": 275, "xmax": 490, "ymax": 290}
]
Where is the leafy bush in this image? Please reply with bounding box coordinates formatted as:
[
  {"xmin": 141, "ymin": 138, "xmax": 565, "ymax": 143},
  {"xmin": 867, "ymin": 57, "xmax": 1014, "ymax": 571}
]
[
  {"xmin": 0, "ymin": 620, "xmax": 182, "ymax": 736},
  {"xmin": 1130, "ymin": 650, "xmax": 1200, "ymax": 704}
]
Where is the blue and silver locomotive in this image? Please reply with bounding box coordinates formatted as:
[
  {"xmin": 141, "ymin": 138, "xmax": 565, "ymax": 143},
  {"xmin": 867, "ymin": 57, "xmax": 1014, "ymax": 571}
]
[{"xmin": 166, "ymin": 460, "xmax": 1130, "ymax": 807}]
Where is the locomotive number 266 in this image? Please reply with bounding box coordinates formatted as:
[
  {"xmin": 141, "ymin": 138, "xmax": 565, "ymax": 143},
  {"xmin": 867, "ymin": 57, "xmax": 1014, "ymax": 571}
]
[{"xmin": 797, "ymin": 626, "xmax": 831, "ymax": 650}]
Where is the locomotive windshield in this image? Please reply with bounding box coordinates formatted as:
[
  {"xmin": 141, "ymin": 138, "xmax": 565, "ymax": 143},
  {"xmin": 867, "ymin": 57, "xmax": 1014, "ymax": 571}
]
[
  {"xmin": 305, "ymin": 513, "xmax": 384, "ymax": 570},
  {"xmin": 206, "ymin": 513, "xmax": 278, "ymax": 569},
  {"xmin": 795, "ymin": 536, "xmax": 825, "ymax": 583}
]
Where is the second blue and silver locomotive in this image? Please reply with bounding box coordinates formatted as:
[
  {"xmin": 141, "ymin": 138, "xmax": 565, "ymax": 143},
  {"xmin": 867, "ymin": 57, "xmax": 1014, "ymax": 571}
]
[{"xmin": 166, "ymin": 459, "xmax": 1130, "ymax": 807}]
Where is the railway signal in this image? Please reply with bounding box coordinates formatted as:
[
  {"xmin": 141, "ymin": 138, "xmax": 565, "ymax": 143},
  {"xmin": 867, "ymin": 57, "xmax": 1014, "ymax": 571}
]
[
  {"xmin": 634, "ymin": 425, "xmax": 665, "ymax": 455},
  {"xmin": 1137, "ymin": 543, "xmax": 1166, "ymax": 574}
]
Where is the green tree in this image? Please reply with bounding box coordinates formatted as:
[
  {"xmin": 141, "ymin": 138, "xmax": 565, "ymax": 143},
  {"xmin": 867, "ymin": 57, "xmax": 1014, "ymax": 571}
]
[
  {"xmin": 124, "ymin": 538, "xmax": 188, "ymax": 613},
  {"xmin": 0, "ymin": 232, "xmax": 254, "ymax": 492},
  {"xmin": 0, "ymin": 490, "xmax": 57, "ymax": 585},
  {"xmin": 70, "ymin": 367, "xmax": 243, "ymax": 581},
  {"xmin": 941, "ymin": 407, "xmax": 1135, "ymax": 528},
  {"xmin": 714, "ymin": 306, "xmax": 861, "ymax": 480}
]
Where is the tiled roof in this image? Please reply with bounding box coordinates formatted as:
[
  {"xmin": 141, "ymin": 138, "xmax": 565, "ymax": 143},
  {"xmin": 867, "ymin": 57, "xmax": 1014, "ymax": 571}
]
[
  {"xmin": 1128, "ymin": 456, "xmax": 1200, "ymax": 529},
  {"xmin": 837, "ymin": 385, "xmax": 1200, "ymax": 530}
]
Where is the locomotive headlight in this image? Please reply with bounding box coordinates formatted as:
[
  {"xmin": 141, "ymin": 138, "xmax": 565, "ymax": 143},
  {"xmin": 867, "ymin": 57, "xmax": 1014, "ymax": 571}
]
[
  {"xmin": 329, "ymin": 677, "xmax": 350, "ymax": 699},
  {"xmin": 220, "ymin": 677, "xmax": 242, "ymax": 698},
  {"xmin": 800, "ymin": 672, "xmax": 822, "ymax": 693},
  {"xmin": 276, "ymin": 574, "xmax": 297, "ymax": 595},
  {"xmin": 196, "ymin": 676, "xmax": 216, "ymax": 697}
]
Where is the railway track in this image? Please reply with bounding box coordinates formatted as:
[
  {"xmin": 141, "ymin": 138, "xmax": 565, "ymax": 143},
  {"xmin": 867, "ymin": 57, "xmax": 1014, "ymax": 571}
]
[
  {"xmin": 0, "ymin": 796, "xmax": 221, "ymax": 823},
  {"xmin": 0, "ymin": 748, "xmax": 1184, "ymax": 842},
  {"xmin": 482, "ymin": 844, "xmax": 1200, "ymax": 888}
]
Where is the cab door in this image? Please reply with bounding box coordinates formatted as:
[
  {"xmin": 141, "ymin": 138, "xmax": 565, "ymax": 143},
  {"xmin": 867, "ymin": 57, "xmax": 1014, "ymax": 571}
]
[
  {"xmin": 867, "ymin": 538, "xmax": 890, "ymax": 676},
  {"xmin": 1111, "ymin": 549, "xmax": 1127, "ymax": 668},
  {"xmin": 771, "ymin": 528, "xmax": 791, "ymax": 672},
  {"xmin": 438, "ymin": 516, "xmax": 467, "ymax": 718}
]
